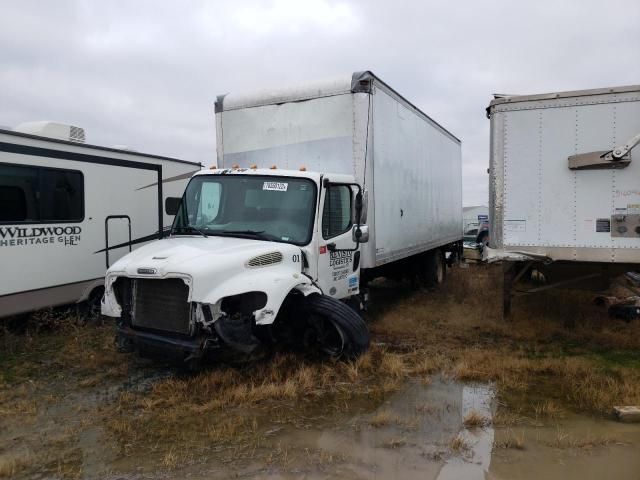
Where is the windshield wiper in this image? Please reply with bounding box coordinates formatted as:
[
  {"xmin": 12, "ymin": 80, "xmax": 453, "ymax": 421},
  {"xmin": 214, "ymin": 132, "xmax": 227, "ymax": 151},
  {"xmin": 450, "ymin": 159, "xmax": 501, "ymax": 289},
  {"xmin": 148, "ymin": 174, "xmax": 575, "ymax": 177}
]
[
  {"xmin": 213, "ymin": 229, "xmax": 279, "ymax": 241},
  {"xmin": 173, "ymin": 225, "xmax": 208, "ymax": 238},
  {"xmin": 222, "ymin": 229, "xmax": 265, "ymax": 236}
]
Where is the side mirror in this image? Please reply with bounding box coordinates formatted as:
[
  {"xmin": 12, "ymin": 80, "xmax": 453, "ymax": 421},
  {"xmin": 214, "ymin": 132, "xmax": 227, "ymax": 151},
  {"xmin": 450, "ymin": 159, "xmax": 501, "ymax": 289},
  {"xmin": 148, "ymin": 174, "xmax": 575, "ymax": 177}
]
[
  {"xmin": 352, "ymin": 189, "xmax": 368, "ymax": 224},
  {"xmin": 360, "ymin": 190, "xmax": 368, "ymax": 224},
  {"xmin": 165, "ymin": 197, "xmax": 181, "ymax": 216},
  {"xmin": 352, "ymin": 224, "xmax": 369, "ymax": 243}
]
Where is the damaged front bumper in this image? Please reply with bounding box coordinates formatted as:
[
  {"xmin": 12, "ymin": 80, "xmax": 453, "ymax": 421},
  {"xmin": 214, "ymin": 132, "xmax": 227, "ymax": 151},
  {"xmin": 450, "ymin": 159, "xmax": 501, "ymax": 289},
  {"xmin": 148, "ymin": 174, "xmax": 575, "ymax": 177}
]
[
  {"xmin": 116, "ymin": 308, "xmax": 261, "ymax": 362},
  {"xmin": 116, "ymin": 324, "xmax": 222, "ymax": 361}
]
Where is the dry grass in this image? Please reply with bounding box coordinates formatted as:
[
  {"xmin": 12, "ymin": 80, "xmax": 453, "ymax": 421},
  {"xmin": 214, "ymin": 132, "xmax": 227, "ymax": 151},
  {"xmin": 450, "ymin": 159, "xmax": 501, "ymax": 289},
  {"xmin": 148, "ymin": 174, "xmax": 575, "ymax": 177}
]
[
  {"xmin": 449, "ymin": 434, "xmax": 469, "ymax": 452},
  {"xmin": 0, "ymin": 442, "xmax": 83, "ymax": 480},
  {"xmin": 0, "ymin": 398, "xmax": 38, "ymax": 417},
  {"xmin": 547, "ymin": 427, "xmax": 620, "ymax": 449},
  {"xmin": 533, "ymin": 400, "xmax": 565, "ymax": 419},
  {"xmin": 493, "ymin": 410, "xmax": 527, "ymax": 428},
  {"xmin": 383, "ymin": 437, "xmax": 407, "ymax": 449},
  {"xmin": 463, "ymin": 410, "xmax": 490, "ymax": 428},
  {"xmin": 3, "ymin": 264, "xmax": 640, "ymax": 473},
  {"xmin": 0, "ymin": 452, "xmax": 32, "ymax": 478},
  {"xmin": 303, "ymin": 448, "xmax": 347, "ymax": 469},
  {"xmin": 161, "ymin": 449, "xmax": 178, "ymax": 469},
  {"xmin": 206, "ymin": 416, "xmax": 258, "ymax": 442},
  {"xmin": 494, "ymin": 429, "xmax": 526, "ymax": 450},
  {"xmin": 370, "ymin": 410, "xmax": 398, "ymax": 427}
]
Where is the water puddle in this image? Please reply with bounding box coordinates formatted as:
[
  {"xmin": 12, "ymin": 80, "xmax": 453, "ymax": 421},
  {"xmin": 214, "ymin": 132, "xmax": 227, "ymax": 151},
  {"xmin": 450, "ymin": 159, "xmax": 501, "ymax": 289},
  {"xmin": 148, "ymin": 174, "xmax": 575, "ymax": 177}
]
[
  {"xmin": 3, "ymin": 370, "xmax": 640, "ymax": 479},
  {"xmin": 192, "ymin": 377, "xmax": 640, "ymax": 480}
]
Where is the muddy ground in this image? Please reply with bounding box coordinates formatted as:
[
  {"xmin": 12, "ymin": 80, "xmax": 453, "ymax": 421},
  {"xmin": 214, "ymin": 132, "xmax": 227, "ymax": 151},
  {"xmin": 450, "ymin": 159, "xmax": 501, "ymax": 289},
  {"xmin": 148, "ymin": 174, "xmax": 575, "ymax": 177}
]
[{"xmin": 2, "ymin": 264, "xmax": 640, "ymax": 479}]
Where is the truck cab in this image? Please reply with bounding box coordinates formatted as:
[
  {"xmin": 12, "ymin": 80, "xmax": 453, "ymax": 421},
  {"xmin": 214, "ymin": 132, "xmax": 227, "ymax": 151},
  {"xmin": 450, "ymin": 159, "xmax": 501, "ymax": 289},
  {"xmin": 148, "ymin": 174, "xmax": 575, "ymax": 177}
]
[{"xmin": 102, "ymin": 167, "xmax": 370, "ymax": 363}]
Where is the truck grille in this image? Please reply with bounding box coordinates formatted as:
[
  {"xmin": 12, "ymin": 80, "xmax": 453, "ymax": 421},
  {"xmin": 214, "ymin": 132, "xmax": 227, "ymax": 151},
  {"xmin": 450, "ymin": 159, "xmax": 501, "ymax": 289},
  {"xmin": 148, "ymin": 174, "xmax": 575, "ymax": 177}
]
[{"xmin": 123, "ymin": 278, "xmax": 191, "ymax": 335}]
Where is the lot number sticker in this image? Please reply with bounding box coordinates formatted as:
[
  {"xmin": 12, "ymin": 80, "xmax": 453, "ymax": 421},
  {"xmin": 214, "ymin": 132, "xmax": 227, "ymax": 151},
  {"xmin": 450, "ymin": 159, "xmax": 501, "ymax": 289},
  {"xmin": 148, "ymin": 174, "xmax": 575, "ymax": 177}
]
[{"xmin": 263, "ymin": 182, "xmax": 288, "ymax": 192}]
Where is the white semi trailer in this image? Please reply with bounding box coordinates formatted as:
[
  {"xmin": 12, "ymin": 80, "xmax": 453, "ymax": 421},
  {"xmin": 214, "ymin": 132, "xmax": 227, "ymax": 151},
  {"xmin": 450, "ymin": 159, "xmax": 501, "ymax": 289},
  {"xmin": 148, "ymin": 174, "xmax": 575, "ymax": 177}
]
[
  {"xmin": 486, "ymin": 85, "xmax": 640, "ymax": 315},
  {"xmin": 102, "ymin": 71, "xmax": 462, "ymax": 363}
]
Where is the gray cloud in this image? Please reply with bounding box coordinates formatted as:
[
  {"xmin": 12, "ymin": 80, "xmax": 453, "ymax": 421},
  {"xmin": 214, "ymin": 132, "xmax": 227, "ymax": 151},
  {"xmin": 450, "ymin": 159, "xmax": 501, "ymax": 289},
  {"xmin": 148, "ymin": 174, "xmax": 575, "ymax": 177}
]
[{"xmin": 1, "ymin": 0, "xmax": 638, "ymax": 205}]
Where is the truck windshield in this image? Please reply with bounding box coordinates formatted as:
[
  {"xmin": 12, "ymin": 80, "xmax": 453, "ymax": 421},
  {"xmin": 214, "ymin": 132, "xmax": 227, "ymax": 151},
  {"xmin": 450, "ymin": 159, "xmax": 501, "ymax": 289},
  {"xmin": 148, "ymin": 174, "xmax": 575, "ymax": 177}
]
[{"xmin": 172, "ymin": 175, "xmax": 317, "ymax": 246}]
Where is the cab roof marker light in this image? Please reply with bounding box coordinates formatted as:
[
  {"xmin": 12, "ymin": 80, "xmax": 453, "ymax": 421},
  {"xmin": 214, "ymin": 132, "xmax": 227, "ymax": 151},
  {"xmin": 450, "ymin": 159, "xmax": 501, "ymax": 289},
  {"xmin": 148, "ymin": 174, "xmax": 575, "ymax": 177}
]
[
  {"xmin": 270, "ymin": 165, "xmax": 277, "ymax": 170},
  {"xmin": 299, "ymin": 166, "xmax": 306, "ymax": 171}
]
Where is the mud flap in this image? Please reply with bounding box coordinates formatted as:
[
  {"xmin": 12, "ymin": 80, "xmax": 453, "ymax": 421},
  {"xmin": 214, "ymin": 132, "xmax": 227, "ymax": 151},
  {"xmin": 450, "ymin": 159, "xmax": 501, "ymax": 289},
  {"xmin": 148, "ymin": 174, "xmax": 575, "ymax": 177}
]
[{"xmin": 214, "ymin": 315, "xmax": 261, "ymax": 354}]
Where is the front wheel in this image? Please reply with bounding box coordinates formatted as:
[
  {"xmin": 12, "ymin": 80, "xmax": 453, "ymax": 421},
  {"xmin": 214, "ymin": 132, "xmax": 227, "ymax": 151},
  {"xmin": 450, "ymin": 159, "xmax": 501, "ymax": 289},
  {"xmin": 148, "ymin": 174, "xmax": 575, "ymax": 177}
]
[{"xmin": 304, "ymin": 295, "xmax": 370, "ymax": 359}]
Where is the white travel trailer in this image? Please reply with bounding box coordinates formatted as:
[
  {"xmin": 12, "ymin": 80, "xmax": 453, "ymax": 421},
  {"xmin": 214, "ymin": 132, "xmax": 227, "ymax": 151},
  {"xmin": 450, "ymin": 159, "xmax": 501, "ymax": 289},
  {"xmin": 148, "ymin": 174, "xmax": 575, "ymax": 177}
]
[
  {"xmin": 486, "ymin": 85, "xmax": 640, "ymax": 314},
  {"xmin": 0, "ymin": 123, "xmax": 201, "ymax": 318},
  {"xmin": 102, "ymin": 71, "xmax": 462, "ymax": 365}
]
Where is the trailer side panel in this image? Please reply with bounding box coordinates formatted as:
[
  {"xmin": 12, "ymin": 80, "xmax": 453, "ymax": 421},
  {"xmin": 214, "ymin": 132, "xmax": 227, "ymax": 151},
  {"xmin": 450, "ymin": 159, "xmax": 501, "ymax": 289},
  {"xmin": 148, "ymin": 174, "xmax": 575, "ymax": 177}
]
[
  {"xmin": 371, "ymin": 85, "xmax": 462, "ymax": 266},
  {"xmin": 490, "ymin": 88, "xmax": 640, "ymax": 263}
]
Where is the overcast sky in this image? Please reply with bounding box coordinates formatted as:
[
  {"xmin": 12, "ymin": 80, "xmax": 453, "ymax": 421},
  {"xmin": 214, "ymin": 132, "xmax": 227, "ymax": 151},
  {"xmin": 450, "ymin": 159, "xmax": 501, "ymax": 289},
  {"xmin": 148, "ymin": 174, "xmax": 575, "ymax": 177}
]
[{"xmin": 1, "ymin": 0, "xmax": 639, "ymax": 205}]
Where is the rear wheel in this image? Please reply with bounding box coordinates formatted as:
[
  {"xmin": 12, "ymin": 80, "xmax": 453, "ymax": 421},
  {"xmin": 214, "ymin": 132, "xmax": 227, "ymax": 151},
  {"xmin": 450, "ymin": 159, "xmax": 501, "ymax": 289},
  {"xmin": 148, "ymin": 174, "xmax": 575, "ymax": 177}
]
[
  {"xmin": 477, "ymin": 231, "xmax": 490, "ymax": 252},
  {"xmin": 425, "ymin": 250, "xmax": 446, "ymax": 287},
  {"xmin": 78, "ymin": 286, "xmax": 104, "ymax": 323},
  {"xmin": 304, "ymin": 295, "xmax": 369, "ymax": 359}
]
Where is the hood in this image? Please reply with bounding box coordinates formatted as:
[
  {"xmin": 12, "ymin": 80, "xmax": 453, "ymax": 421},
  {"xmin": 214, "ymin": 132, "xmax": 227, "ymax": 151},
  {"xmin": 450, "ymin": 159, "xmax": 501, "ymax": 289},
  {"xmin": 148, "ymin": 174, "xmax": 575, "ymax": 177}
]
[{"xmin": 107, "ymin": 235, "xmax": 301, "ymax": 279}]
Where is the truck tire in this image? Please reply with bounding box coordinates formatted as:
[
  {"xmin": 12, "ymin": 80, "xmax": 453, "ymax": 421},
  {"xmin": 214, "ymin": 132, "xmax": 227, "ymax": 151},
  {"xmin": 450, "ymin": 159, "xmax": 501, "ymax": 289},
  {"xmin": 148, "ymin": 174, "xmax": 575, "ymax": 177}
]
[
  {"xmin": 477, "ymin": 231, "xmax": 490, "ymax": 251},
  {"xmin": 425, "ymin": 249, "xmax": 446, "ymax": 287},
  {"xmin": 78, "ymin": 286, "xmax": 104, "ymax": 323},
  {"xmin": 305, "ymin": 295, "xmax": 369, "ymax": 359}
]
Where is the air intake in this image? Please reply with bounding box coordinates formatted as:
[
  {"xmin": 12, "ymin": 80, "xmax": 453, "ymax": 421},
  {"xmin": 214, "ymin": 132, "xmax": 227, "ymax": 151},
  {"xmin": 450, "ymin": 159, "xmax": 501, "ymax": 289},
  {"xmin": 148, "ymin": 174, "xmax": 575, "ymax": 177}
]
[{"xmin": 246, "ymin": 251, "xmax": 283, "ymax": 268}]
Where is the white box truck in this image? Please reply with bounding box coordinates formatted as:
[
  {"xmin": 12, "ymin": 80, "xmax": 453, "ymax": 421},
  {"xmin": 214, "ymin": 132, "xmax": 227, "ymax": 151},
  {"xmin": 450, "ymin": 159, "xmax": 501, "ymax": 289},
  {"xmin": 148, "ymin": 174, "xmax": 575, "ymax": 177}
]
[
  {"xmin": 485, "ymin": 85, "xmax": 640, "ymax": 315},
  {"xmin": 0, "ymin": 122, "xmax": 201, "ymax": 318},
  {"xmin": 102, "ymin": 71, "xmax": 462, "ymax": 364}
]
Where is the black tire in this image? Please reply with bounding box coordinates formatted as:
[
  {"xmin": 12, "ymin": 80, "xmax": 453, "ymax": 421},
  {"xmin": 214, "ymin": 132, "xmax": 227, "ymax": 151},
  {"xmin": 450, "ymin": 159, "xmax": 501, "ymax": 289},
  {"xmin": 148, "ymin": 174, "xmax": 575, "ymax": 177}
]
[
  {"xmin": 477, "ymin": 231, "xmax": 490, "ymax": 251},
  {"xmin": 78, "ymin": 287, "xmax": 105, "ymax": 323},
  {"xmin": 304, "ymin": 295, "xmax": 369, "ymax": 359},
  {"xmin": 425, "ymin": 249, "xmax": 446, "ymax": 287},
  {"xmin": 115, "ymin": 332, "xmax": 135, "ymax": 353}
]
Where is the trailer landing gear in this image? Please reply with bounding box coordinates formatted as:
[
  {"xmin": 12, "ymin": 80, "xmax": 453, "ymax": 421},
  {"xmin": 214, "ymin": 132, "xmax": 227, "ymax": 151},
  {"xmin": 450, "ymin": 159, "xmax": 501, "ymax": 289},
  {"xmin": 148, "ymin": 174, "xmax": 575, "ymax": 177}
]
[{"xmin": 501, "ymin": 261, "xmax": 617, "ymax": 320}]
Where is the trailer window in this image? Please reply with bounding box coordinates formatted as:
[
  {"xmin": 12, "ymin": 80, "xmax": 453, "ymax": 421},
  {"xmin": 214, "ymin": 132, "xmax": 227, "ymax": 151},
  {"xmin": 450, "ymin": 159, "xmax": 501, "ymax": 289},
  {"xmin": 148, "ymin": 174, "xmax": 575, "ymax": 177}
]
[
  {"xmin": 0, "ymin": 164, "xmax": 84, "ymax": 224},
  {"xmin": 322, "ymin": 185, "xmax": 352, "ymax": 239},
  {"xmin": 0, "ymin": 186, "xmax": 27, "ymax": 221}
]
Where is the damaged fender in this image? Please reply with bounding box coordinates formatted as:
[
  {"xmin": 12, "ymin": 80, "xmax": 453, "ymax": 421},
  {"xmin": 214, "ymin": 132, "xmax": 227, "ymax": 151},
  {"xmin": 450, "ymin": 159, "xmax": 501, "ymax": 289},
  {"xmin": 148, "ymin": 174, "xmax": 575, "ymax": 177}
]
[
  {"xmin": 195, "ymin": 267, "xmax": 321, "ymax": 325},
  {"xmin": 101, "ymin": 273, "xmax": 123, "ymax": 317}
]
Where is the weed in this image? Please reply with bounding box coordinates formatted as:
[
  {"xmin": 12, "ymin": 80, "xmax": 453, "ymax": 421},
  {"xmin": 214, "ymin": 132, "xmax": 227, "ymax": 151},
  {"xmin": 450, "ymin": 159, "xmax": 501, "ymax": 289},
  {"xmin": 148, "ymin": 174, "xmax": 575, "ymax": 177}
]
[
  {"xmin": 161, "ymin": 449, "xmax": 178, "ymax": 469},
  {"xmin": 370, "ymin": 410, "xmax": 397, "ymax": 427},
  {"xmin": 463, "ymin": 410, "xmax": 490, "ymax": 428},
  {"xmin": 533, "ymin": 400, "xmax": 565, "ymax": 419},
  {"xmin": 0, "ymin": 452, "xmax": 32, "ymax": 478},
  {"xmin": 548, "ymin": 427, "xmax": 618, "ymax": 449},
  {"xmin": 494, "ymin": 429, "xmax": 525, "ymax": 450},
  {"xmin": 449, "ymin": 434, "xmax": 469, "ymax": 452},
  {"xmin": 493, "ymin": 410, "xmax": 526, "ymax": 428},
  {"xmin": 383, "ymin": 437, "xmax": 407, "ymax": 449}
]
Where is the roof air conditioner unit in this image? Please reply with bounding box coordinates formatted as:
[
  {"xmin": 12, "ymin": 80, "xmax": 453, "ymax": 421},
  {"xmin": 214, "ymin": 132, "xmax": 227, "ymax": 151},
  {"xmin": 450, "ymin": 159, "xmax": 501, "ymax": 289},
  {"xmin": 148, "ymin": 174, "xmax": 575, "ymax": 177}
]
[{"xmin": 14, "ymin": 121, "xmax": 86, "ymax": 143}]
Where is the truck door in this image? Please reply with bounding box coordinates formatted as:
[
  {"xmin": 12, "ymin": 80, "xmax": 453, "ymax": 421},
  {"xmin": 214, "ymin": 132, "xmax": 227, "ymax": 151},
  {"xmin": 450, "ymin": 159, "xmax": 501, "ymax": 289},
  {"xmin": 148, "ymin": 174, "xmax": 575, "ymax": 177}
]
[{"xmin": 316, "ymin": 182, "xmax": 361, "ymax": 299}]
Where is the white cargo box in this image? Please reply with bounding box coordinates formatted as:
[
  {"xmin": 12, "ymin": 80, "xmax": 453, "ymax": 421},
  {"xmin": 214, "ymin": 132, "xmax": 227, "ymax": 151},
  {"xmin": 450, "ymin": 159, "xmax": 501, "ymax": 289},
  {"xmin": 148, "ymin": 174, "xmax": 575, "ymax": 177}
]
[
  {"xmin": 487, "ymin": 85, "xmax": 640, "ymax": 264},
  {"xmin": 215, "ymin": 71, "xmax": 462, "ymax": 270}
]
